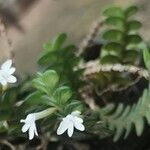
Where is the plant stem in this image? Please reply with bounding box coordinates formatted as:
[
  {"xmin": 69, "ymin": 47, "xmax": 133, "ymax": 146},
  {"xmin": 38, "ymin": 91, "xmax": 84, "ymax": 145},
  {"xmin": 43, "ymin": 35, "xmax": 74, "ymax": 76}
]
[{"xmin": 35, "ymin": 107, "xmax": 57, "ymax": 120}]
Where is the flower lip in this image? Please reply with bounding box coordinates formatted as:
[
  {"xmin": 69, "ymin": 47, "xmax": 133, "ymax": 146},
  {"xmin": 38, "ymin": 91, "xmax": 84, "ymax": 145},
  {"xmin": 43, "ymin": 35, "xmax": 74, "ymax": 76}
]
[
  {"xmin": 57, "ymin": 111, "xmax": 85, "ymax": 137},
  {"xmin": 20, "ymin": 113, "xmax": 38, "ymax": 140}
]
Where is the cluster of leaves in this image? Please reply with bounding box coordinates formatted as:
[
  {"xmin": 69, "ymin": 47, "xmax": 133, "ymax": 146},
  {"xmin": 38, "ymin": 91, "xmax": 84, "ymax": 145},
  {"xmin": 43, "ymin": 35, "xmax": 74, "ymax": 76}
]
[
  {"xmin": 38, "ymin": 33, "xmax": 83, "ymax": 91},
  {"xmin": 23, "ymin": 70, "xmax": 83, "ymax": 132},
  {"xmin": 0, "ymin": 70, "xmax": 84, "ymax": 140},
  {"xmin": 87, "ymin": 5, "xmax": 147, "ymax": 98},
  {"xmin": 100, "ymin": 5, "xmax": 144, "ymax": 64},
  {"xmin": 98, "ymin": 49, "xmax": 150, "ymax": 141},
  {"xmin": 99, "ymin": 86, "xmax": 150, "ymax": 141}
]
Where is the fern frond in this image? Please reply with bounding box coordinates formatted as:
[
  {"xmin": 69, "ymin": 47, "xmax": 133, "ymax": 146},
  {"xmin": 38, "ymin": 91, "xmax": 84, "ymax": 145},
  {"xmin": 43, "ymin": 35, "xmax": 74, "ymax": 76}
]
[{"xmin": 100, "ymin": 86, "xmax": 150, "ymax": 141}]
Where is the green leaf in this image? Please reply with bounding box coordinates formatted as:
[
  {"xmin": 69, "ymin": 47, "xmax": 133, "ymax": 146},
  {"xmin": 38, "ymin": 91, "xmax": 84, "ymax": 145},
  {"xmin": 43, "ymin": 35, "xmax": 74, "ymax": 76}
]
[
  {"xmin": 0, "ymin": 110, "xmax": 12, "ymax": 121},
  {"xmin": 42, "ymin": 70, "xmax": 59, "ymax": 90},
  {"xmin": 111, "ymin": 104, "xmax": 124, "ymax": 119},
  {"xmin": 134, "ymin": 117, "xmax": 144, "ymax": 136},
  {"xmin": 127, "ymin": 20, "xmax": 142, "ymax": 31},
  {"xmin": 38, "ymin": 33, "xmax": 67, "ymax": 65},
  {"xmin": 101, "ymin": 55, "xmax": 120, "ymax": 64},
  {"xmin": 51, "ymin": 33, "xmax": 67, "ymax": 51},
  {"xmin": 125, "ymin": 6, "xmax": 138, "ymax": 17},
  {"xmin": 101, "ymin": 48, "xmax": 121, "ymax": 58},
  {"xmin": 100, "ymin": 104, "xmax": 115, "ymax": 115},
  {"xmin": 103, "ymin": 42, "xmax": 123, "ymax": 53},
  {"xmin": 143, "ymin": 48, "xmax": 150, "ymax": 71},
  {"xmin": 64, "ymin": 100, "xmax": 83, "ymax": 114},
  {"xmin": 24, "ymin": 91, "xmax": 50, "ymax": 105},
  {"xmin": 32, "ymin": 78, "xmax": 47, "ymax": 94},
  {"xmin": 38, "ymin": 51, "xmax": 57, "ymax": 65},
  {"xmin": 126, "ymin": 35, "xmax": 142, "ymax": 44},
  {"xmin": 124, "ymin": 123, "xmax": 132, "ymax": 139},
  {"xmin": 104, "ymin": 42, "xmax": 122, "ymax": 50},
  {"xmin": 53, "ymin": 86, "xmax": 72, "ymax": 105},
  {"xmin": 113, "ymin": 127, "xmax": 124, "ymax": 142},
  {"xmin": 43, "ymin": 42, "xmax": 53, "ymax": 52},
  {"xmin": 124, "ymin": 50, "xmax": 138, "ymax": 63},
  {"xmin": 33, "ymin": 70, "xmax": 59, "ymax": 94},
  {"xmin": 103, "ymin": 29, "xmax": 123, "ymax": 42},
  {"xmin": 104, "ymin": 17, "xmax": 124, "ymax": 29},
  {"xmin": 2, "ymin": 88, "xmax": 18, "ymax": 105},
  {"xmin": 103, "ymin": 6, "xmax": 124, "ymax": 18}
]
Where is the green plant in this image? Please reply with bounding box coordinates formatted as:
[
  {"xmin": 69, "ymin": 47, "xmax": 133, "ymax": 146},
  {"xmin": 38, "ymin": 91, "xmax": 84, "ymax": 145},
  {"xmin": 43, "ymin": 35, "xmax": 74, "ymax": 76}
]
[
  {"xmin": 96, "ymin": 49, "xmax": 150, "ymax": 142},
  {"xmin": 83, "ymin": 5, "xmax": 148, "ymax": 99},
  {"xmin": 100, "ymin": 6, "xmax": 144, "ymax": 64},
  {"xmin": 0, "ymin": 5, "xmax": 150, "ymax": 149},
  {"xmin": 38, "ymin": 33, "xmax": 83, "ymax": 91}
]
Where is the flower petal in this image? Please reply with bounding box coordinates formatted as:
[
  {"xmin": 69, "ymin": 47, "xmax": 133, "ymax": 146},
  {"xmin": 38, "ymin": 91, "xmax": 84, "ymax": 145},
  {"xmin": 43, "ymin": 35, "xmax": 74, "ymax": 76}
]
[
  {"xmin": 57, "ymin": 119, "xmax": 69, "ymax": 135},
  {"xmin": 74, "ymin": 116, "xmax": 83, "ymax": 124},
  {"xmin": 22, "ymin": 124, "xmax": 30, "ymax": 133},
  {"xmin": 0, "ymin": 78, "xmax": 7, "ymax": 86},
  {"xmin": 7, "ymin": 75, "xmax": 17, "ymax": 83},
  {"xmin": 8, "ymin": 67, "xmax": 16, "ymax": 75},
  {"xmin": 74, "ymin": 122, "xmax": 85, "ymax": 131},
  {"xmin": 67, "ymin": 122, "xmax": 74, "ymax": 137},
  {"xmin": 29, "ymin": 126, "xmax": 35, "ymax": 140},
  {"xmin": 33, "ymin": 124, "xmax": 38, "ymax": 136},
  {"xmin": 1, "ymin": 59, "xmax": 12, "ymax": 70}
]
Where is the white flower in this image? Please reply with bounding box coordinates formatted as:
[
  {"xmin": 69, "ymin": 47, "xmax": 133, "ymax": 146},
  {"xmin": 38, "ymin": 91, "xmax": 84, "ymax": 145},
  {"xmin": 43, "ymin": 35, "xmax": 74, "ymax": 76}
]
[
  {"xmin": 57, "ymin": 111, "xmax": 85, "ymax": 137},
  {"xmin": 0, "ymin": 59, "xmax": 17, "ymax": 86},
  {"xmin": 20, "ymin": 113, "xmax": 38, "ymax": 140}
]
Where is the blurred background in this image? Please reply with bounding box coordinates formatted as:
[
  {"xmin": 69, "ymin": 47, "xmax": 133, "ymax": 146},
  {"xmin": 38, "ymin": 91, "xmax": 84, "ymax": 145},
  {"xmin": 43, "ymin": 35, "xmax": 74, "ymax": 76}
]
[{"xmin": 0, "ymin": 0, "xmax": 149, "ymax": 74}]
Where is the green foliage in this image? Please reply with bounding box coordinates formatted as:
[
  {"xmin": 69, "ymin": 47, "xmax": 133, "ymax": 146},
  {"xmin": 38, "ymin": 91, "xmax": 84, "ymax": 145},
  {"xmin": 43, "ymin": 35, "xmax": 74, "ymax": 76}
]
[
  {"xmin": 24, "ymin": 70, "xmax": 83, "ymax": 114},
  {"xmin": 143, "ymin": 48, "xmax": 150, "ymax": 75},
  {"xmin": 0, "ymin": 79, "xmax": 35, "ymax": 134},
  {"xmin": 38, "ymin": 33, "xmax": 82, "ymax": 91},
  {"xmin": 90, "ymin": 5, "xmax": 147, "ymax": 100},
  {"xmin": 100, "ymin": 5, "xmax": 143, "ymax": 64},
  {"xmin": 53, "ymin": 86, "xmax": 72, "ymax": 105},
  {"xmin": 0, "ymin": 5, "xmax": 149, "ymax": 145},
  {"xmin": 99, "ymin": 86, "xmax": 150, "ymax": 141},
  {"xmin": 103, "ymin": 6, "xmax": 124, "ymax": 18},
  {"xmin": 32, "ymin": 70, "xmax": 59, "ymax": 95}
]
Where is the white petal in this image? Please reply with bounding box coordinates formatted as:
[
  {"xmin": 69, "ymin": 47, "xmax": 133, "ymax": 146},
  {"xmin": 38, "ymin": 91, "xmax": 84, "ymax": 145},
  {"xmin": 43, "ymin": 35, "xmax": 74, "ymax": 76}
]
[
  {"xmin": 8, "ymin": 67, "xmax": 16, "ymax": 75},
  {"xmin": 22, "ymin": 124, "xmax": 30, "ymax": 133},
  {"xmin": 1, "ymin": 59, "xmax": 12, "ymax": 70},
  {"xmin": 29, "ymin": 126, "xmax": 35, "ymax": 140},
  {"xmin": 67, "ymin": 122, "xmax": 74, "ymax": 137},
  {"xmin": 0, "ymin": 78, "xmax": 7, "ymax": 86},
  {"xmin": 74, "ymin": 116, "xmax": 83, "ymax": 124},
  {"xmin": 33, "ymin": 124, "xmax": 38, "ymax": 136},
  {"xmin": 0, "ymin": 71, "xmax": 6, "ymax": 85},
  {"xmin": 74, "ymin": 122, "xmax": 85, "ymax": 131},
  {"xmin": 7, "ymin": 75, "xmax": 17, "ymax": 83},
  {"xmin": 57, "ymin": 119, "xmax": 69, "ymax": 135}
]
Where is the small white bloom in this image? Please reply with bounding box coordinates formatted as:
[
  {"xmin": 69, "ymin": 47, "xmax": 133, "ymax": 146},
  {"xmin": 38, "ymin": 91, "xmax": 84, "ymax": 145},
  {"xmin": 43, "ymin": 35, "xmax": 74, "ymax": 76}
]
[
  {"xmin": 0, "ymin": 59, "xmax": 17, "ymax": 86},
  {"xmin": 20, "ymin": 113, "xmax": 38, "ymax": 140},
  {"xmin": 57, "ymin": 111, "xmax": 85, "ymax": 137}
]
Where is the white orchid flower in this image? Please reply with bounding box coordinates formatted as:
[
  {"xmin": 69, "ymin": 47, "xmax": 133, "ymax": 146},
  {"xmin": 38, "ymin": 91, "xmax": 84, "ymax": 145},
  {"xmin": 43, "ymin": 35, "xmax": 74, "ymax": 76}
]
[
  {"xmin": 20, "ymin": 113, "xmax": 38, "ymax": 140},
  {"xmin": 0, "ymin": 59, "xmax": 17, "ymax": 86},
  {"xmin": 57, "ymin": 111, "xmax": 85, "ymax": 137},
  {"xmin": 20, "ymin": 108, "xmax": 57, "ymax": 140}
]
